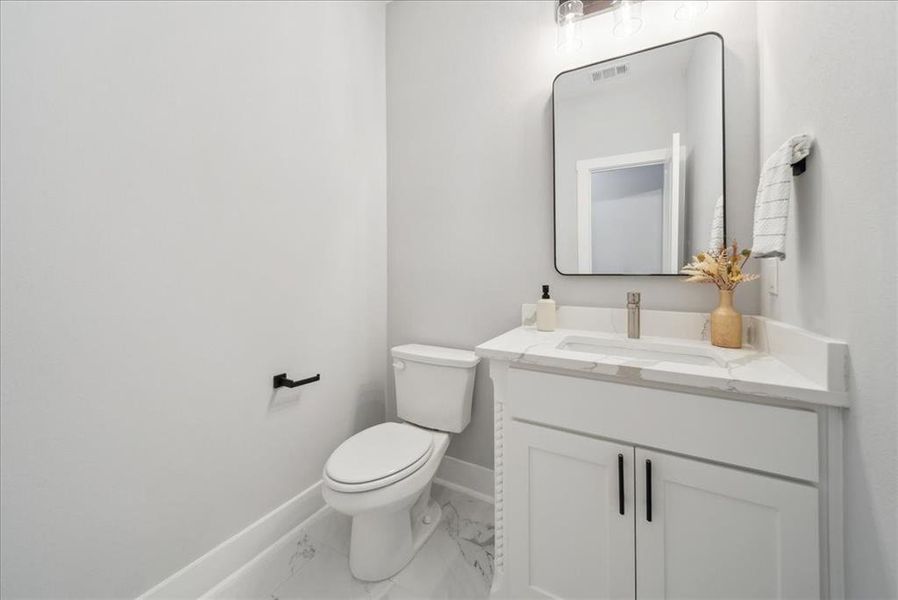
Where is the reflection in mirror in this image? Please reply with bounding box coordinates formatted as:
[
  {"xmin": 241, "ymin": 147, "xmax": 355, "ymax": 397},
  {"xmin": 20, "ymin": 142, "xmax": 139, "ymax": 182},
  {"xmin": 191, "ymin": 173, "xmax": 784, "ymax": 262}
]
[{"xmin": 553, "ymin": 33, "xmax": 724, "ymax": 275}]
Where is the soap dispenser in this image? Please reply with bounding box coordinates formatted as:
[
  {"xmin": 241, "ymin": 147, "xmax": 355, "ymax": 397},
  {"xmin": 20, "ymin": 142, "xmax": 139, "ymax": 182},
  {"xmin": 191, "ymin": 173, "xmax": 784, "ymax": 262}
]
[{"xmin": 536, "ymin": 284, "xmax": 556, "ymax": 332}]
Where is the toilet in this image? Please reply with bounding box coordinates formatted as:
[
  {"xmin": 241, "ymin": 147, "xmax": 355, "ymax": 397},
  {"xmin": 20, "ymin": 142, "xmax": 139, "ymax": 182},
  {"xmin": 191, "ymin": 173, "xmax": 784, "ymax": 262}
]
[{"xmin": 321, "ymin": 344, "xmax": 479, "ymax": 582}]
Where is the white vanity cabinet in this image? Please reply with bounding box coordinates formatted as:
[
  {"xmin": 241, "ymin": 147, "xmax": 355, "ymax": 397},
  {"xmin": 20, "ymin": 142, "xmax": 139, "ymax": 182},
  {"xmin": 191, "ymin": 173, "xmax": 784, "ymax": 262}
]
[
  {"xmin": 494, "ymin": 366, "xmax": 843, "ymax": 600},
  {"xmin": 507, "ymin": 420, "xmax": 820, "ymax": 599},
  {"xmin": 633, "ymin": 448, "xmax": 819, "ymax": 599},
  {"xmin": 506, "ymin": 421, "xmax": 635, "ymax": 599}
]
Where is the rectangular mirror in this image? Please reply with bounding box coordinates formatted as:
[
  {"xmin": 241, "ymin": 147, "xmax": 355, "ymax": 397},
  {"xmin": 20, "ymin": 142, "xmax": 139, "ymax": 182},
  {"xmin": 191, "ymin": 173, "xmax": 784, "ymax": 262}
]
[{"xmin": 553, "ymin": 33, "xmax": 725, "ymax": 275}]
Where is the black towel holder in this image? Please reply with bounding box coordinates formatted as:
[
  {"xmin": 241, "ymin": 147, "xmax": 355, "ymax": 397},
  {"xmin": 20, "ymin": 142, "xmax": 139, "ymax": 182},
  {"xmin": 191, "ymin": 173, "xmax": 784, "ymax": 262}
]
[
  {"xmin": 792, "ymin": 158, "xmax": 807, "ymax": 176},
  {"xmin": 273, "ymin": 373, "xmax": 321, "ymax": 389}
]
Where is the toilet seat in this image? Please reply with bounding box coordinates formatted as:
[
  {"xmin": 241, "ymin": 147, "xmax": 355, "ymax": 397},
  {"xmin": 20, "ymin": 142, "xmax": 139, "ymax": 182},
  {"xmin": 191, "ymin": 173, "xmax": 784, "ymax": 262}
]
[{"xmin": 324, "ymin": 422, "xmax": 434, "ymax": 493}]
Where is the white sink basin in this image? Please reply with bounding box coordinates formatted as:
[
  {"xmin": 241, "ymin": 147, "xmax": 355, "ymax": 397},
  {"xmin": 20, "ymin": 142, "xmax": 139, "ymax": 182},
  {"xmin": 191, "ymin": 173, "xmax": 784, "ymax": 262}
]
[{"xmin": 557, "ymin": 335, "xmax": 726, "ymax": 367}]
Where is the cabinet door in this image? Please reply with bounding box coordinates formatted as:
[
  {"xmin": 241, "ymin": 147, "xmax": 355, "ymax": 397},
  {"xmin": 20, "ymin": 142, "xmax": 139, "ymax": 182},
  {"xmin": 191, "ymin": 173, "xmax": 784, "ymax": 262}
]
[
  {"xmin": 506, "ymin": 421, "xmax": 635, "ymax": 599},
  {"xmin": 635, "ymin": 449, "xmax": 819, "ymax": 599}
]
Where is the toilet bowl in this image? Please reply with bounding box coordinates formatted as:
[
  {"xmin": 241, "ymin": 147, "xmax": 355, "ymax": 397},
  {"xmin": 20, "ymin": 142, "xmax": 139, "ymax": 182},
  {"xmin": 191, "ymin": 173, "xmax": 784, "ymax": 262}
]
[
  {"xmin": 322, "ymin": 423, "xmax": 450, "ymax": 581},
  {"xmin": 321, "ymin": 344, "xmax": 479, "ymax": 582}
]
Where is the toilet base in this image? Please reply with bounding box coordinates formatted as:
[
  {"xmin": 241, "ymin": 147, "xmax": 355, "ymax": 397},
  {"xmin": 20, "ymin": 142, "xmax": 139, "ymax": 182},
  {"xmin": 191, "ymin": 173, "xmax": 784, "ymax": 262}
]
[{"xmin": 349, "ymin": 493, "xmax": 442, "ymax": 582}]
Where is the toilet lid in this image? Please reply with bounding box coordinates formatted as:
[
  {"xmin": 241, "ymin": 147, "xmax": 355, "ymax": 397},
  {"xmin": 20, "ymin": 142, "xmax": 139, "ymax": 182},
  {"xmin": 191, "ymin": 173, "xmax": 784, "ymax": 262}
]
[{"xmin": 325, "ymin": 422, "xmax": 434, "ymax": 487}]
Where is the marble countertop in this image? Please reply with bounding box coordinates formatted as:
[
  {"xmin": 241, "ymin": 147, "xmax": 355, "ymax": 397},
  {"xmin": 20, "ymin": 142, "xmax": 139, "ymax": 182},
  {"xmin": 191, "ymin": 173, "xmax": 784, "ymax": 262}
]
[{"xmin": 475, "ymin": 306, "xmax": 849, "ymax": 408}]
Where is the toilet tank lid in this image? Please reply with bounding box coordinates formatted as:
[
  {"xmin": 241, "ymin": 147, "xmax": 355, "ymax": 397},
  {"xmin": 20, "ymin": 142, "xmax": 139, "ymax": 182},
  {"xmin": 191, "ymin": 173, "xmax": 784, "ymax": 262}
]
[{"xmin": 391, "ymin": 344, "xmax": 480, "ymax": 368}]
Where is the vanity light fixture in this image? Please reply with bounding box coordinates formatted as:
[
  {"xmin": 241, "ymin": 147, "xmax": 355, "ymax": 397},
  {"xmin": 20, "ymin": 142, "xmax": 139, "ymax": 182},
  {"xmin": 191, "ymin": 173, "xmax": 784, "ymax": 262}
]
[
  {"xmin": 555, "ymin": 0, "xmax": 640, "ymax": 50},
  {"xmin": 612, "ymin": 0, "xmax": 643, "ymax": 38},
  {"xmin": 556, "ymin": 0, "xmax": 584, "ymax": 53},
  {"xmin": 674, "ymin": 1, "xmax": 709, "ymax": 21}
]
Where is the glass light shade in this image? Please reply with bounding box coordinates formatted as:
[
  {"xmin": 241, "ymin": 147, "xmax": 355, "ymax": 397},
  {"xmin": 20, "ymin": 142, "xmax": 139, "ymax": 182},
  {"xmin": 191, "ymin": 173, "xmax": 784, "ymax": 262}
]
[
  {"xmin": 556, "ymin": 0, "xmax": 584, "ymax": 53},
  {"xmin": 612, "ymin": 0, "xmax": 643, "ymax": 38},
  {"xmin": 674, "ymin": 1, "xmax": 709, "ymax": 21}
]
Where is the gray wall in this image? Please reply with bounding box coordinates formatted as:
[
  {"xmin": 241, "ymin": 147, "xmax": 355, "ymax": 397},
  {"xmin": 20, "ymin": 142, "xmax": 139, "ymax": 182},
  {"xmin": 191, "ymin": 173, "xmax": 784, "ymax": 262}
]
[
  {"xmin": 685, "ymin": 36, "xmax": 724, "ymax": 253},
  {"xmin": 757, "ymin": 2, "xmax": 897, "ymax": 598},
  {"xmin": 386, "ymin": 0, "xmax": 760, "ymax": 468},
  {"xmin": 554, "ymin": 71, "xmax": 687, "ymax": 272},
  {"xmin": 0, "ymin": 2, "xmax": 386, "ymax": 597},
  {"xmin": 591, "ymin": 167, "xmax": 664, "ymax": 273}
]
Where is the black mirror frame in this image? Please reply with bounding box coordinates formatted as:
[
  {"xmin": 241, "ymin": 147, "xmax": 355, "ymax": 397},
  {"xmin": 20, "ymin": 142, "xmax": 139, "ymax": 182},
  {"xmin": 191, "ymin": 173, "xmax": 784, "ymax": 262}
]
[{"xmin": 552, "ymin": 31, "xmax": 727, "ymax": 276}]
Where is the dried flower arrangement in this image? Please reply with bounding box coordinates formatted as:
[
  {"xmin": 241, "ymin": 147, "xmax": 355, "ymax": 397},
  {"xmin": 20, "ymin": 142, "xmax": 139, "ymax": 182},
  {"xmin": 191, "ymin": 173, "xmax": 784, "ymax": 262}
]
[{"xmin": 680, "ymin": 241, "xmax": 760, "ymax": 290}]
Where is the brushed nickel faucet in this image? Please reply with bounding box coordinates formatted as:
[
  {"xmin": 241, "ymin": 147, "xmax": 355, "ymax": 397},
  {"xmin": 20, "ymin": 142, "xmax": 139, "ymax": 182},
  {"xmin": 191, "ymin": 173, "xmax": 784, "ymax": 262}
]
[{"xmin": 627, "ymin": 291, "xmax": 641, "ymax": 339}]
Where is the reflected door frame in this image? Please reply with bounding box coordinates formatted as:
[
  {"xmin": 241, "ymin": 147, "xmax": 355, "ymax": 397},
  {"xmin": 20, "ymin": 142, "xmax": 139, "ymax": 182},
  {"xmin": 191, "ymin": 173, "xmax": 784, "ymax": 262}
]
[{"xmin": 575, "ymin": 132, "xmax": 684, "ymax": 273}]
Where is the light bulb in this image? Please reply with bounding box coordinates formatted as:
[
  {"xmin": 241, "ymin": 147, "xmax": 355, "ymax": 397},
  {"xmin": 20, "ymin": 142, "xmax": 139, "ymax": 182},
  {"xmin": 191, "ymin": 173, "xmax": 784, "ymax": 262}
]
[
  {"xmin": 613, "ymin": 0, "xmax": 643, "ymax": 38},
  {"xmin": 674, "ymin": 1, "xmax": 708, "ymax": 21},
  {"xmin": 556, "ymin": 0, "xmax": 584, "ymax": 53}
]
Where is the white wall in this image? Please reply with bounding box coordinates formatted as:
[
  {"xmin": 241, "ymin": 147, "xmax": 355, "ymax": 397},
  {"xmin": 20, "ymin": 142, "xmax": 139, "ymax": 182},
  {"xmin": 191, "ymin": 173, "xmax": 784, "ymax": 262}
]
[
  {"xmin": 0, "ymin": 2, "xmax": 386, "ymax": 597},
  {"xmin": 756, "ymin": 2, "xmax": 898, "ymax": 598},
  {"xmin": 386, "ymin": 0, "xmax": 760, "ymax": 468}
]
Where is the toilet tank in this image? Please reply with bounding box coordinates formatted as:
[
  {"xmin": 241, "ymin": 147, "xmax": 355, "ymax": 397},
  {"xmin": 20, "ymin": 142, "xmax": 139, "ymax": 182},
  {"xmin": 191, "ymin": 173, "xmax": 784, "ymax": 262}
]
[{"xmin": 391, "ymin": 344, "xmax": 480, "ymax": 433}]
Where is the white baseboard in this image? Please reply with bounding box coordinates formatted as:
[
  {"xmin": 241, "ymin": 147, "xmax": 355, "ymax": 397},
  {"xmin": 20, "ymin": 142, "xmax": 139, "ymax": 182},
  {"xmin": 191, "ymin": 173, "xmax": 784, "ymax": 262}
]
[
  {"xmin": 138, "ymin": 481, "xmax": 325, "ymax": 599},
  {"xmin": 434, "ymin": 455, "xmax": 494, "ymax": 503},
  {"xmin": 140, "ymin": 457, "xmax": 493, "ymax": 598}
]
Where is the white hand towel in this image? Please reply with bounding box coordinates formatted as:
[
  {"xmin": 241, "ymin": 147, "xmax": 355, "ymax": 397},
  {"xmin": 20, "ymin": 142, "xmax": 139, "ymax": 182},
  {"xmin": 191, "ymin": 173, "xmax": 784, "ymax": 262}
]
[
  {"xmin": 708, "ymin": 194, "xmax": 724, "ymax": 252},
  {"xmin": 751, "ymin": 134, "xmax": 813, "ymax": 259}
]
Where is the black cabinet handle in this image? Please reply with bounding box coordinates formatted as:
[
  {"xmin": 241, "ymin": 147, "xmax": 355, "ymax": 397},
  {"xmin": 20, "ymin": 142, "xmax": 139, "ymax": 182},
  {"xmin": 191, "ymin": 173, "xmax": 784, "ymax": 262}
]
[
  {"xmin": 645, "ymin": 459, "xmax": 653, "ymax": 522},
  {"xmin": 273, "ymin": 373, "xmax": 320, "ymax": 389},
  {"xmin": 618, "ymin": 453, "xmax": 625, "ymax": 515}
]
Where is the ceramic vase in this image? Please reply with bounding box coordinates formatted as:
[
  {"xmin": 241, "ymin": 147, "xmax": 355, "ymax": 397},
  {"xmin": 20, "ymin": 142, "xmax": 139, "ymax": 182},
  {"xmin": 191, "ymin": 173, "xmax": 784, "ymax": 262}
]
[{"xmin": 710, "ymin": 289, "xmax": 742, "ymax": 348}]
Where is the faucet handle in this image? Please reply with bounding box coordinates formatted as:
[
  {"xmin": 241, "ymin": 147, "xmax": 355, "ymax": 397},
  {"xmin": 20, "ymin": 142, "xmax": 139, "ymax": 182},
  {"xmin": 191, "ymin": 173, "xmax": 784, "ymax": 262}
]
[{"xmin": 627, "ymin": 291, "xmax": 641, "ymax": 305}]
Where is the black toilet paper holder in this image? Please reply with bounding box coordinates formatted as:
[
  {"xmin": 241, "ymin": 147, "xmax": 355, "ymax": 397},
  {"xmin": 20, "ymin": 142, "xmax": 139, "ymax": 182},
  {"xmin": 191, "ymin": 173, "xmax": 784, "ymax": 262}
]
[{"xmin": 273, "ymin": 373, "xmax": 321, "ymax": 389}]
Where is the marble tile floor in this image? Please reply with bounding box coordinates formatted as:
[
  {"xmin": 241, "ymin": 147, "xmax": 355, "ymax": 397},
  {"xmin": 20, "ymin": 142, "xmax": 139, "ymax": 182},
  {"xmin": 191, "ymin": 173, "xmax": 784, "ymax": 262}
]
[{"xmin": 202, "ymin": 484, "xmax": 494, "ymax": 600}]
